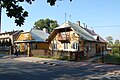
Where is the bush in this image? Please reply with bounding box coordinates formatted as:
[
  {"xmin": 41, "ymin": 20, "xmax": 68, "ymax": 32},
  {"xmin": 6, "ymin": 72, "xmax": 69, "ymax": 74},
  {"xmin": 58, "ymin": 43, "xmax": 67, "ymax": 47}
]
[
  {"xmin": 112, "ymin": 48, "xmax": 120, "ymax": 54},
  {"xmin": 104, "ymin": 53, "xmax": 120, "ymax": 64}
]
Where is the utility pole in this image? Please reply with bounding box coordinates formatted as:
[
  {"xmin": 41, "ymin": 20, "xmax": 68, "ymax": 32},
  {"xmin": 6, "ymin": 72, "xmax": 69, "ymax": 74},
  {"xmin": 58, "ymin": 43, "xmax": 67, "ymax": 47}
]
[
  {"xmin": 65, "ymin": 13, "xmax": 66, "ymax": 23},
  {"xmin": 0, "ymin": 0, "xmax": 1, "ymax": 33},
  {"xmin": 69, "ymin": 15, "xmax": 71, "ymax": 21},
  {"xmin": 0, "ymin": 6, "xmax": 1, "ymax": 33}
]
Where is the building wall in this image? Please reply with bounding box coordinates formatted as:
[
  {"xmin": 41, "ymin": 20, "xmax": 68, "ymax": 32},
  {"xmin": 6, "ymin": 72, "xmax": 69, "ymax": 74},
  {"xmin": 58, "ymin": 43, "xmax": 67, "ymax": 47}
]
[
  {"xmin": 37, "ymin": 43, "xmax": 49, "ymax": 49},
  {"xmin": 51, "ymin": 31, "xmax": 80, "ymax": 51},
  {"xmin": 50, "ymin": 30, "xmax": 107, "ymax": 59},
  {"xmin": 84, "ymin": 42, "xmax": 107, "ymax": 58},
  {"xmin": 16, "ymin": 32, "xmax": 49, "ymax": 55},
  {"xmin": 17, "ymin": 32, "xmax": 32, "ymax": 41},
  {"xmin": 16, "ymin": 32, "xmax": 32, "ymax": 53},
  {"xmin": 84, "ymin": 42, "xmax": 96, "ymax": 57}
]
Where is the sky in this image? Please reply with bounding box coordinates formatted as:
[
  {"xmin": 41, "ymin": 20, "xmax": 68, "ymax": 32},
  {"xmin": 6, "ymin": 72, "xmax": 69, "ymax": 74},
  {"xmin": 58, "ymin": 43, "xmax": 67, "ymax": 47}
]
[{"xmin": 1, "ymin": 0, "xmax": 120, "ymax": 41}]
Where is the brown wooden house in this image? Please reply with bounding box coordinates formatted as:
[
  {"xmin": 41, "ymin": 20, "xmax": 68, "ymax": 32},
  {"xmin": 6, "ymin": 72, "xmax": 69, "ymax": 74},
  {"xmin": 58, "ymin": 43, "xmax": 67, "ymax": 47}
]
[
  {"xmin": 47, "ymin": 21, "xmax": 107, "ymax": 60},
  {"xmin": 0, "ymin": 30, "xmax": 23, "ymax": 54},
  {"xmin": 14, "ymin": 28, "xmax": 49, "ymax": 57}
]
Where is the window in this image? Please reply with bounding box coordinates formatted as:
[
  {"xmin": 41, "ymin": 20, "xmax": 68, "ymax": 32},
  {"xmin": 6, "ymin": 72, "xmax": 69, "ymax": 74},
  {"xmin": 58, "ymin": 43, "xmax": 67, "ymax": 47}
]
[
  {"xmin": 72, "ymin": 42, "xmax": 78, "ymax": 49},
  {"xmin": 53, "ymin": 43, "xmax": 57, "ymax": 50},
  {"xmin": 89, "ymin": 43, "xmax": 92, "ymax": 50},
  {"xmin": 31, "ymin": 43, "xmax": 36, "ymax": 49},
  {"xmin": 64, "ymin": 43, "xmax": 69, "ymax": 49}
]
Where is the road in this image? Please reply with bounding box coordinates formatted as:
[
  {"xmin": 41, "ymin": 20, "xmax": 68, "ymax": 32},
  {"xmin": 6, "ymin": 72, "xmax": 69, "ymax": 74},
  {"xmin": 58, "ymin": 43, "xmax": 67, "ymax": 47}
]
[{"xmin": 0, "ymin": 55, "xmax": 120, "ymax": 80}]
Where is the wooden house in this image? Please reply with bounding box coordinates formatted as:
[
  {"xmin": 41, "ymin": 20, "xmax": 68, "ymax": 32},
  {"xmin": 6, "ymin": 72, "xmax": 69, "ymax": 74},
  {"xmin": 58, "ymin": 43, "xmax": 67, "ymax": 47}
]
[
  {"xmin": 48, "ymin": 21, "xmax": 107, "ymax": 60},
  {"xmin": 14, "ymin": 28, "xmax": 49, "ymax": 57},
  {"xmin": 0, "ymin": 30, "xmax": 23, "ymax": 54}
]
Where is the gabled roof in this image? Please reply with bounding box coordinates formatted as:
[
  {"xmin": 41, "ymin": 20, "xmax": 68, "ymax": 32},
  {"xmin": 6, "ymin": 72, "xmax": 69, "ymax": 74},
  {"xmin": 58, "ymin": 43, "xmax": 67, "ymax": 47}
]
[
  {"xmin": 48, "ymin": 21, "xmax": 96, "ymax": 42},
  {"xmin": 48, "ymin": 21, "xmax": 107, "ymax": 43},
  {"xmin": 0, "ymin": 30, "xmax": 23, "ymax": 35},
  {"xmin": 84, "ymin": 28, "xmax": 107, "ymax": 43},
  {"xmin": 15, "ymin": 29, "xmax": 49, "ymax": 43},
  {"xmin": 30, "ymin": 28, "xmax": 49, "ymax": 42}
]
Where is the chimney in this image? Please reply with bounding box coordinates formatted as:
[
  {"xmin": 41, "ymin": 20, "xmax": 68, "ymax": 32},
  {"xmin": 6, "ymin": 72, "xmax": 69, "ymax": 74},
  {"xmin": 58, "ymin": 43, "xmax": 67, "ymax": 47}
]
[
  {"xmin": 86, "ymin": 25, "xmax": 87, "ymax": 28},
  {"xmin": 83, "ymin": 23, "xmax": 85, "ymax": 28},
  {"xmin": 76, "ymin": 21, "xmax": 80, "ymax": 26},
  {"xmin": 43, "ymin": 28, "xmax": 48, "ymax": 33}
]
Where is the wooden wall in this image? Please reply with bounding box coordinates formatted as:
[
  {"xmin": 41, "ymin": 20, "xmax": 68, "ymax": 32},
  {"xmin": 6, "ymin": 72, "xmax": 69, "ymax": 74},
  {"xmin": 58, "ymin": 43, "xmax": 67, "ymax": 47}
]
[{"xmin": 37, "ymin": 43, "xmax": 49, "ymax": 49}]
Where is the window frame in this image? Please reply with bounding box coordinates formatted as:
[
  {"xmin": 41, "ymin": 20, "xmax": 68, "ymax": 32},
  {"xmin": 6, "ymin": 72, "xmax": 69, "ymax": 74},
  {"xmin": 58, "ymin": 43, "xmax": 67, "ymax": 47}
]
[
  {"xmin": 72, "ymin": 42, "xmax": 79, "ymax": 50},
  {"xmin": 53, "ymin": 43, "xmax": 57, "ymax": 50},
  {"xmin": 63, "ymin": 43, "xmax": 69, "ymax": 49}
]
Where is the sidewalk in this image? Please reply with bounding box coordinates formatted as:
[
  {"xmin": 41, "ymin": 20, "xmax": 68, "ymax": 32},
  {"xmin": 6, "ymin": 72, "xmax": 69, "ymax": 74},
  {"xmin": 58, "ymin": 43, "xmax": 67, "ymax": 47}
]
[
  {"xmin": 13, "ymin": 56, "xmax": 71, "ymax": 66},
  {"xmin": 2, "ymin": 54, "xmax": 102, "ymax": 66},
  {"xmin": 1, "ymin": 54, "xmax": 88, "ymax": 66},
  {"xmin": 86, "ymin": 56, "xmax": 101, "ymax": 62}
]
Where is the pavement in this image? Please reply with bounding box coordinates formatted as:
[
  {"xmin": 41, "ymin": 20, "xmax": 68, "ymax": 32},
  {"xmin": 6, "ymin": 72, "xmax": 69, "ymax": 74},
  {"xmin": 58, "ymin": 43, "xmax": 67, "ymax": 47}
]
[
  {"xmin": 2, "ymin": 54, "xmax": 74, "ymax": 66},
  {"xmin": 0, "ymin": 54, "xmax": 120, "ymax": 80}
]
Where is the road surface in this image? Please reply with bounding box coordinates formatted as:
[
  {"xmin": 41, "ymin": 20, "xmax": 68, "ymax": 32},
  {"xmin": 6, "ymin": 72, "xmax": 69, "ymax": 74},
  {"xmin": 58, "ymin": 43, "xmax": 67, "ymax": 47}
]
[{"xmin": 0, "ymin": 55, "xmax": 120, "ymax": 80}]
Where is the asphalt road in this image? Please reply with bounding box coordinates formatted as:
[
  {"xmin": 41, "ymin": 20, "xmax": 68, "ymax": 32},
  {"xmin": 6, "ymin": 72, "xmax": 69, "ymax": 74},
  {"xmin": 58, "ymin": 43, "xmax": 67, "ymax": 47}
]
[{"xmin": 0, "ymin": 56, "xmax": 120, "ymax": 80}]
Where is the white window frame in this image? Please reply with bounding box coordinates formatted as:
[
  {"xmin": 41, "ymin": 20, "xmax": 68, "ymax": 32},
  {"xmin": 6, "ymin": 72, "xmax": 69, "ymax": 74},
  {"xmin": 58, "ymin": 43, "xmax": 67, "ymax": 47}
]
[
  {"xmin": 53, "ymin": 43, "xmax": 57, "ymax": 50},
  {"xmin": 72, "ymin": 42, "xmax": 79, "ymax": 50},
  {"xmin": 89, "ymin": 43, "xmax": 92, "ymax": 50},
  {"xmin": 63, "ymin": 43, "xmax": 69, "ymax": 50}
]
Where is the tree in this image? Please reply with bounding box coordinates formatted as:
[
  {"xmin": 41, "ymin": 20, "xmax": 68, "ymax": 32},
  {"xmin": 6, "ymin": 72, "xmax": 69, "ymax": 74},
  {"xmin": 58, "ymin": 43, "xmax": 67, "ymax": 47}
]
[
  {"xmin": 47, "ymin": 0, "xmax": 72, "ymax": 6},
  {"xmin": 33, "ymin": 18, "xmax": 59, "ymax": 33},
  {"xmin": 0, "ymin": 0, "xmax": 31, "ymax": 26},
  {"xmin": 0, "ymin": 0, "xmax": 72, "ymax": 26},
  {"xmin": 114, "ymin": 39, "xmax": 120, "ymax": 45},
  {"xmin": 112, "ymin": 39, "xmax": 120, "ymax": 54},
  {"xmin": 106, "ymin": 36, "xmax": 113, "ymax": 47}
]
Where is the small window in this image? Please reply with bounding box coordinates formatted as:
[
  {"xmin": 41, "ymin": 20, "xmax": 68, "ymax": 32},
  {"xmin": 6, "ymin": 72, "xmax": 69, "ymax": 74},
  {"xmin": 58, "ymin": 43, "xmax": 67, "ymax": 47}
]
[
  {"xmin": 89, "ymin": 43, "xmax": 92, "ymax": 50},
  {"xmin": 64, "ymin": 43, "xmax": 69, "ymax": 49},
  {"xmin": 72, "ymin": 42, "xmax": 78, "ymax": 49},
  {"xmin": 31, "ymin": 43, "xmax": 36, "ymax": 49},
  {"xmin": 53, "ymin": 43, "xmax": 57, "ymax": 50}
]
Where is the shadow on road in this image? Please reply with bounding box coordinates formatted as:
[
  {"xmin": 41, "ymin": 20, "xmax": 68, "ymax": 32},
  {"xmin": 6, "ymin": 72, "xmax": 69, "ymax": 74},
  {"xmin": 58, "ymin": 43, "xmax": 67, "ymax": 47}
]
[{"xmin": 0, "ymin": 58, "xmax": 120, "ymax": 80}]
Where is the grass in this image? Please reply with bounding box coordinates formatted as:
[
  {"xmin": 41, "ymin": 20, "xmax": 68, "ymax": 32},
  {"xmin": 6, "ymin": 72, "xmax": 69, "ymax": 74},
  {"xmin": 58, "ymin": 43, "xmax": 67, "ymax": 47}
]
[
  {"xmin": 35, "ymin": 55, "xmax": 71, "ymax": 61},
  {"xmin": 57, "ymin": 56, "xmax": 69, "ymax": 60}
]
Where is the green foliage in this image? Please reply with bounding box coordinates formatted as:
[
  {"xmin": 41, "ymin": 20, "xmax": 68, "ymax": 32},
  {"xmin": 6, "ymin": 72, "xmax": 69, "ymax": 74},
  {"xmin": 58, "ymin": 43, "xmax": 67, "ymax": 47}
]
[
  {"xmin": 106, "ymin": 36, "xmax": 120, "ymax": 55},
  {"xmin": 33, "ymin": 18, "xmax": 59, "ymax": 33},
  {"xmin": 47, "ymin": 0, "xmax": 72, "ymax": 6},
  {"xmin": 0, "ymin": 0, "xmax": 33, "ymax": 26},
  {"xmin": 104, "ymin": 53, "xmax": 120, "ymax": 64},
  {"xmin": 0, "ymin": 0, "xmax": 72, "ymax": 26},
  {"xmin": 112, "ymin": 39, "xmax": 120, "ymax": 54},
  {"xmin": 114, "ymin": 39, "xmax": 120, "ymax": 45},
  {"xmin": 57, "ymin": 56, "xmax": 69, "ymax": 60},
  {"xmin": 112, "ymin": 48, "xmax": 120, "ymax": 54},
  {"xmin": 36, "ymin": 56, "xmax": 51, "ymax": 59},
  {"xmin": 106, "ymin": 36, "xmax": 113, "ymax": 47}
]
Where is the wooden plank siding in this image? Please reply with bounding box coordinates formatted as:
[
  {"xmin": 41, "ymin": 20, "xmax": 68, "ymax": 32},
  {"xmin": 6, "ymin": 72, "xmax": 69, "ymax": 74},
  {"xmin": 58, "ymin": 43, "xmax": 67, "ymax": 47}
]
[
  {"xmin": 15, "ymin": 32, "xmax": 49, "ymax": 56},
  {"xmin": 36, "ymin": 43, "xmax": 49, "ymax": 49},
  {"xmin": 49, "ymin": 29, "xmax": 107, "ymax": 60}
]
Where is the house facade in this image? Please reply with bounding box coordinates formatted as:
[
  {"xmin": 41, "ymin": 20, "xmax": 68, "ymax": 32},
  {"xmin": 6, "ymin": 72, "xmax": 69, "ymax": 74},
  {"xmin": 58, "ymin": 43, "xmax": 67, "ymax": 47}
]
[
  {"xmin": 0, "ymin": 30, "xmax": 23, "ymax": 54},
  {"xmin": 48, "ymin": 21, "xmax": 107, "ymax": 60},
  {"xmin": 14, "ymin": 28, "xmax": 49, "ymax": 56}
]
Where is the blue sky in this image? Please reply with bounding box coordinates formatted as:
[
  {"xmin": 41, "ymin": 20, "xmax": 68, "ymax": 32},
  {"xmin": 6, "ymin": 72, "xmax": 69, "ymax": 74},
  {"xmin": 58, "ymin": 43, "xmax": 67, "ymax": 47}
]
[{"xmin": 1, "ymin": 0, "xmax": 120, "ymax": 41}]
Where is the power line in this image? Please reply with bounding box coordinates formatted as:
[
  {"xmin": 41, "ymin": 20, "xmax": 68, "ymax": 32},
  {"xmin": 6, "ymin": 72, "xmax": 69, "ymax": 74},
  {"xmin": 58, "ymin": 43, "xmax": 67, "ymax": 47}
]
[{"xmin": 93, "ymin": 25, "xmax": 120, "ymax": 27}]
